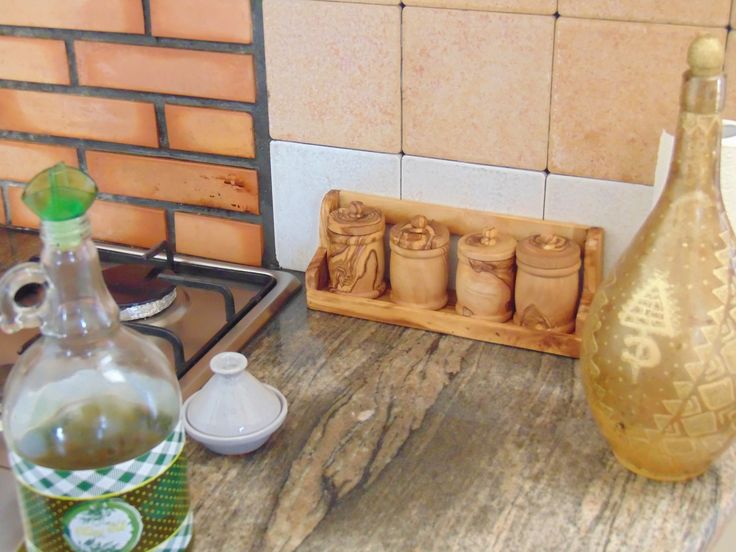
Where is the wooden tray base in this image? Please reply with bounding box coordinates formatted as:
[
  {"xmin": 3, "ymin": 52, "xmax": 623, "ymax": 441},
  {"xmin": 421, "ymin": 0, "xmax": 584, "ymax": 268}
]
[{"xmin": 306, "ymin": 190, "xmax": 604, "ymax": 359}]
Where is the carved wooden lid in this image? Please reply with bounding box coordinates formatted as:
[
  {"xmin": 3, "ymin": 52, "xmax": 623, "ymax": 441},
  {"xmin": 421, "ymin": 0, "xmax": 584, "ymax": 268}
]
[
  {"xmin": 458, "ymin": 227, "xmax": 517, "ymax": 262},
  {"xmin": 389, "ymin": 215, "xmax": 450, "ymax": 251},
  {"xmin": 516, "ymin": 233, "xmax": 581, "ymax": 269},
  {"xmin": 327, "ymin": 201, "xmax": 385, "ymax": 236}
]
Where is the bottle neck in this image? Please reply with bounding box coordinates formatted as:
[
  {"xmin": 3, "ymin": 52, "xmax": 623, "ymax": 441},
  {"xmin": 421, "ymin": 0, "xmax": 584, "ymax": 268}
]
[
  {"xmin": 40, "ymin": 216, "xmax": 120, "ymax": 338},
  {"xmin": 663, "ymin": 71, "xmax": 724, "ymax": 199}
]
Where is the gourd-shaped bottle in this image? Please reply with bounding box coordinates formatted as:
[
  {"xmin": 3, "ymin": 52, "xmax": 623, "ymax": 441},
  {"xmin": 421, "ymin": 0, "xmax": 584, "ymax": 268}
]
[
  {"xmin": 581, "ymin": 36, "xmax": 736, "ymax": 481},
  {"xmin": 0, "ymin": 164, "xmax": 192, "ymax": 550}
]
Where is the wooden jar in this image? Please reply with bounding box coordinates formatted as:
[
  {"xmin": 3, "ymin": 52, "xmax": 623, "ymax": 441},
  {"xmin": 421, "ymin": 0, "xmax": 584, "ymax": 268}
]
[
  {"xmin": 456, "ymin": 227, "xmax": 517, "ymax": 322},
  {"xmin": 514, "ymin": 234, "xmax": 581, "ymax": 333},
  {"xmin": 326, "ymin": 201, "xmax": 386, "ymax": 298},
  {"xmin": 389, "ymin": 215, "xmax": 450, "ymax": 310}
]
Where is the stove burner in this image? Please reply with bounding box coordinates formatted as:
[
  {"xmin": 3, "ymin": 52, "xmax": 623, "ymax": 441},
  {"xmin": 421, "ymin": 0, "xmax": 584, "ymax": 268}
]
[{"xmin": 103, "ymin": 265, "xmax": 178, "ymax": 321}]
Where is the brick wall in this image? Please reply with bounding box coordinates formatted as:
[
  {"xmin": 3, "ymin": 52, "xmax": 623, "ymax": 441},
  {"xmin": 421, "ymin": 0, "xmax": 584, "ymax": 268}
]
[{"xmin": 0, "ymin": 0, "xmax": 274, "ymax": 267}]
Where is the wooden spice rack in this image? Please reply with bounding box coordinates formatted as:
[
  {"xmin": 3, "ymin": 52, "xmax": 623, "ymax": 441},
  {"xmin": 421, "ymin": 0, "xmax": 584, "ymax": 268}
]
[{"xmin": 306, "ymin": 190, "xmax": 603, "ymax": 358}]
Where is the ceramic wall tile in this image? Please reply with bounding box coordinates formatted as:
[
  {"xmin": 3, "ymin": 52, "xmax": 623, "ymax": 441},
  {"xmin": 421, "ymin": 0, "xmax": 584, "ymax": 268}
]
[
  {"xmin": 403, "ymin": 8, "xmax": 553, "ymax": 171},
  {"xmin": 263, "ymin": 0, "xmax": 401, "ymax": 153},
  {"xmin": 544, "ymin": 174, "xmax": 654, "ymax": 274},
  {"xmin": 558, "ymin": 0, "xmax": 731, "ymax": 26},
  {"xmin": 403, "ymin": 0, "xmax": 556, "ymax": 14},
  {"xmin": 270, "ymin": 141, "xmax": 401, "ymax": 271},
  {"xmin": 549, "ymin": 18, "xmax": 727, "ymax": 186},
  {"xmin": 732, "ymin": 0, "xmax": 736, "ymax": 27},
  {"xmin": 727, "ymin": 32, "xmax": 736, "ymax": 121},
  {"xmin": 401, "ymin": 156, "xmax": 545, "ymax": 219}
]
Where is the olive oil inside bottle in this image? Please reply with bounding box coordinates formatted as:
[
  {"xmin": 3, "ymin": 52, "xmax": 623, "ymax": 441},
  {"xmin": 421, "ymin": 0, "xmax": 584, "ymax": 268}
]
[{"xmin": 16, "ymin": 396, "xmax": 173, "ymax": 470}]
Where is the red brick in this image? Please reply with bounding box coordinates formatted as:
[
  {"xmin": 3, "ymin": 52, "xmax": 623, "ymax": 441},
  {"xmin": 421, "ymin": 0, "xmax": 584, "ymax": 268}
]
[
  {"xmin": 7, "ymin": 185, "xmax": 37, "ymax": 229},
  {"xmin": 88, "ymin": 201, "xmax": 167, "ymax": 248},
  {"xmin": 86, "ymin": 151, "xmax": 259, "ymax": 214},
  {"xmin": 0, "ymin": 0, "xmax": 144, "ymax": 33},
  {"xmin": 151, "ymin": 0, "xmax": 252, "ymax": 44},
  {"xmin": 165, "ymin": 105, "xmax": 255, "ymax": 158},
  {"xmin": 76, "ymin": 42, "xmax": 256, "ymax": 102},
  {"xmin": 0, "ymin": 89, "xmax": 157, "ymax": 147},
  {"xmin": 0, "ymin": 36, "xmax": 69, "ymax": 85},
  {"xmin": 0, "ymin": 140, "xmax": 78, "ymax": 182},
  {"xmin": 174, "ymin": 211, "xmax": 262, "ymax": 266}
]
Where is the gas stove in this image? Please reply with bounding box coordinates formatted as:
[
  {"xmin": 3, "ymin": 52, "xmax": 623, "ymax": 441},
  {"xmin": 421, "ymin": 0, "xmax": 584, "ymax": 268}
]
[{"xmin": 0, "ymin": 236, "xmax": 300, "ymax": 466}]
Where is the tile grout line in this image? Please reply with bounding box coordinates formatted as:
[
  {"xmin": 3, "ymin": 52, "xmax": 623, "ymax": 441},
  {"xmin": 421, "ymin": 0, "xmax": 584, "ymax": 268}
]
[
  {"xmin": 251, "ymin": 0, "xmax": 279, "ymax": 268},
  {"xmin": 0, "ymin": 79, "xmax": 258, "ymax": 112},
  {"xmin": 0, "ymin": 179, "xmax": 264, "ymax": 224},
  {"xmin": 154, "ymin": 100, "xmax": 170, "ymax": 149},
  {"xmin": 0, "ymin": 183, "xmax": 10, "ymax": 225},
  {"xmin": 0, "ymin": 129, "xmax": 259, "ymax": 170},
  {"xmin": 164, "ymin": 209, "xmax": 177, "ymax": 253},
  {"xmin": 64, "ymin": 39, "xmax": 79, "ymax": 86},
  {"xmin": 76, "ymin": 148, "xmax": 87, "ymax": 172},
  {"xmin": 141, "ymin": 0, "xmax": 152, "ymax": 36},
  {"xmin": 0, "ymin": 25, "xmax": 254, "ymax": 54},
  {"xmin": 543, "ymin": 11, "xmax": 559, "ymax": 220},
  {"xmin": 399, "ymin": 2, "xmax": 404, "ymax": 200}
]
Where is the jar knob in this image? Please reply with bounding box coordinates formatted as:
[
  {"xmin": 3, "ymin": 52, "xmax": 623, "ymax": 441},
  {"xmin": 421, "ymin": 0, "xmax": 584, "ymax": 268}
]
[
  {"xmin": 411, "ymin": 215, "xmax": 427, "ymax": 229},
  {"xmin": 397, "ymin": 215, "xmax": 435, "ymax": 250},
  {"xmin": 536, "ymin": 233, "xmax": 568, "ymax": 251},
  {"xmin": 348, "ymin": 201, "xmax": 365, "ymax": 219},
  {"xmin": 480, "ymin": 227, "xmax": 498, "ymax": 246}
]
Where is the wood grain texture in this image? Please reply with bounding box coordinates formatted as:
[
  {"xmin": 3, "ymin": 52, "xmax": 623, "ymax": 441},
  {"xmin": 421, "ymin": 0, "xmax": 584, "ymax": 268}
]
[
  {"xmin": 308, "ymin": 191, "xmax": 600, "ymax": 358},
  {"xmin": 2, "ymin": 229, "xmax": 734, "ymax": 551},
  {"xmin": 339, "ymin": 190, "xmax": 591, "ymax": 247},
  {"xmin": 183, "ymin": 284, "xmax": 736, "ymax": 552}
]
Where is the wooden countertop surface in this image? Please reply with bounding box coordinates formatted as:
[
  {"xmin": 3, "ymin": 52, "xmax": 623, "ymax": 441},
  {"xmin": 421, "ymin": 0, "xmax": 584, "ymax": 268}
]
[{"xmin": 1, "ymin": 228, "xmax": 735, "ymax": 551}]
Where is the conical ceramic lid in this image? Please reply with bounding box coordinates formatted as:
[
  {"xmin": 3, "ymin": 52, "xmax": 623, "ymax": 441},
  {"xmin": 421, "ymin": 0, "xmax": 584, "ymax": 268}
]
[{"xmin": 186, "ymin": 352, "xmax": 283, "ymax": 438}]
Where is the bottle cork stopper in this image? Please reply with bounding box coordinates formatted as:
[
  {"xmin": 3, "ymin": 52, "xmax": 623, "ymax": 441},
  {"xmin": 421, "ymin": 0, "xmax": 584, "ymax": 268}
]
[{"xmin": 687, "ymin": 35, "xmax": 724, "ymax": 77}]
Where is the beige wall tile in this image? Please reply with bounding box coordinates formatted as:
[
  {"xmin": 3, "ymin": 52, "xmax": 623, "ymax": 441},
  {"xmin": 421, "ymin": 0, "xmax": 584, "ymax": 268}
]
[
  {"xmin": 728, "ymin": 32, "xmax": 736, "ymax": 121},
  {"xmin": 549, "ymin": 18, "xmax": 727, "ymax": 185},
  {"xmin": 403, "ymin": 8, "xmax": 554, "ymax": 171},
  {"xmin": 263, "ymin": 0, "xmax": 401, "ymax": 153},
  {"xmin": 403, "ymin": 0, "xmax": 556, "ymax": 15},
  {"xmin": 559, "ymin": 0, "xmax": 731, "ymax": 27},
  {"xmin": 732, "ymin": 0, "xmax": 735, "ymax": 27}
]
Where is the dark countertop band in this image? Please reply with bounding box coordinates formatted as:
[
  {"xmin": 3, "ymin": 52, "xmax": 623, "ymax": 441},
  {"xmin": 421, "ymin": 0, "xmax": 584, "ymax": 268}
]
[{"xmin": 1, "ymin": 227, "xmax": 735, "ymax": 551}]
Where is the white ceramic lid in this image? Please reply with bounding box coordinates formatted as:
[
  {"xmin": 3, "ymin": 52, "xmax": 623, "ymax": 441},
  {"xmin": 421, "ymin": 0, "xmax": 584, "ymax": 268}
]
[{"xmin": 185, "ymin": 352, "xmax": 283, "ymax": 438}]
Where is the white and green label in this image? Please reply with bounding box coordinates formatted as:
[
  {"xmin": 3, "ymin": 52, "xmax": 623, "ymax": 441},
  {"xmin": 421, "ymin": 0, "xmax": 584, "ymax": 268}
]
[
  {"xmin": 63, "ymin": 499, "xmax": 143, "ymax": 552},
  {"xmin": 10, "ymin": 422, "xmax": 192, "ymax": 552}
]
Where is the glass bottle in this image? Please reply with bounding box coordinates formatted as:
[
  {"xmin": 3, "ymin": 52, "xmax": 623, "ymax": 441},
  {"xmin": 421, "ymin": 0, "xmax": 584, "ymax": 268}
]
[
  {"xmin": 581, "ymin": 36, "xmax": 736, "ymax": 481},
  {"xmin": 0, "ymin": 164, "xmax": 192, "ymax": 550}
]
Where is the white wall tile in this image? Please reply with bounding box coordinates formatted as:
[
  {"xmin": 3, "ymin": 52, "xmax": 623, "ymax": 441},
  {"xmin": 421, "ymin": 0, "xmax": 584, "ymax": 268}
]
[
  {"xmin": 271, "ymin": 141, "xmax": 401, "ymax": 271},
  {"xmin": 545, "ymin": 174, "xmax": 654, "ymax": 275},
  {"xmin": 401, "ymin": 156, "xmax": 546, "ymax": 218}
]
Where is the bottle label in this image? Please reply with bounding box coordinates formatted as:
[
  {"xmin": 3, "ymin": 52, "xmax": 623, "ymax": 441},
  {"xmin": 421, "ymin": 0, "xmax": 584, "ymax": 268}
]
[{"xmin": 10, "ymin": 422, "xmax": 192, "ymax": 552}]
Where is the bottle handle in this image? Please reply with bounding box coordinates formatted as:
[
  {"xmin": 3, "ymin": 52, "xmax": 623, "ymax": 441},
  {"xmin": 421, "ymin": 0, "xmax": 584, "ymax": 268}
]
[{"xmin": 0, "ymin": 262, "xmax": 48, "ymax": 333}]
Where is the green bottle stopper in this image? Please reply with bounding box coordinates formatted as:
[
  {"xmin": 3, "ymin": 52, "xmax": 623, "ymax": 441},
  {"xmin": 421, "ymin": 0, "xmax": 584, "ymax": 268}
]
[{"xmin": 22, "ymin": 163, "xmax": 98, "ymax": 222}]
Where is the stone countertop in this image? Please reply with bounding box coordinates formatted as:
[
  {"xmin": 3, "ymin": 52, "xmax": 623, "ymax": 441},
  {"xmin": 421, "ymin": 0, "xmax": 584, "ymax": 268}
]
[{"xmin": 2, "ymin": 228, "xmax": 736, "ymax": 551}]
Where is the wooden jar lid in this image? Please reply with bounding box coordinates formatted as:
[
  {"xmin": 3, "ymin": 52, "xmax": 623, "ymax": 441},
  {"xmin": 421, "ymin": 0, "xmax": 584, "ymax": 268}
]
[
  {"xmin": 516, "ymin": 234, "xmax": 581, "ymax": 269},
  {"xmin": 328, "ymin": 201, "xmax": 385, "ymax": 236},
  {"xmin": 390, "ymin": 215, "xmax": 450, "ymax": 251},
  {"xmin": 458, "ymin": 227, "xmax": 517, "ymax": 262}
]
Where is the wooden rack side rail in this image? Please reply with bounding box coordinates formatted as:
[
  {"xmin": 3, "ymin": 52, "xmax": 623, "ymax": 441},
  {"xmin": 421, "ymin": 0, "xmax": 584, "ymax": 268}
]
[{"xmin": 306, "ymin": 190, "xmax": 604, "ymax": 358}]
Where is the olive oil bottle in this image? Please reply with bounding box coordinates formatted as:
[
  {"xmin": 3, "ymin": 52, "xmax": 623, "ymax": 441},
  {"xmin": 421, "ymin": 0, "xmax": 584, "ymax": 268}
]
[{"xmin": 0, "ymin": 164, "xmax": 192, "ymax": 551}]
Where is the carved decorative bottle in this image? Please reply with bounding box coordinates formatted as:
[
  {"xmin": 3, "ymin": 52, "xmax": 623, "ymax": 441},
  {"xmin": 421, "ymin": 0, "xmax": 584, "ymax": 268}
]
[{"xmin": 581, "ymin": 36, "xmax": 736, "ymax": 481}]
